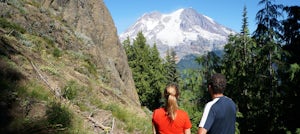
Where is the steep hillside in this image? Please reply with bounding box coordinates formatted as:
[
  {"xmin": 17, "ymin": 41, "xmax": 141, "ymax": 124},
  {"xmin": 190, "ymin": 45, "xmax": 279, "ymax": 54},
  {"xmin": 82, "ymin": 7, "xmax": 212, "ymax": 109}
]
[{"xmin": 0, "ymin": 0, "xmax": 150, "ymax": 133}]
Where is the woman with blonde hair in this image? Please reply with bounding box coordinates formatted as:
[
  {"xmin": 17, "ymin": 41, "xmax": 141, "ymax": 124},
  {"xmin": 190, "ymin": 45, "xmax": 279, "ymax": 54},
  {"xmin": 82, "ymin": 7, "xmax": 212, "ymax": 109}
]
[{"xmin": 152, "ymin": 83, "xmax": 192, "ymax": 134}]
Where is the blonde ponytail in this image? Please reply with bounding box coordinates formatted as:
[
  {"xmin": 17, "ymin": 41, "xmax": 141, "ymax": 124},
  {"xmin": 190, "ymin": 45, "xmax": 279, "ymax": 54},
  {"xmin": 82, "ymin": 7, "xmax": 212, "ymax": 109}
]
[{"xmin": 164, "ymin": 83, "xmax": 179, "ymax": 120}]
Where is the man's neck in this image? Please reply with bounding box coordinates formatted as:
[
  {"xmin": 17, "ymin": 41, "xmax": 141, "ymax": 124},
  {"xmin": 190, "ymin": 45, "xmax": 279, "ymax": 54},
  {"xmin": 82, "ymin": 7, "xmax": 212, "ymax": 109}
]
[{"xmin": 212, "ymin": 94, "xmax": 224, "ymax": 99}]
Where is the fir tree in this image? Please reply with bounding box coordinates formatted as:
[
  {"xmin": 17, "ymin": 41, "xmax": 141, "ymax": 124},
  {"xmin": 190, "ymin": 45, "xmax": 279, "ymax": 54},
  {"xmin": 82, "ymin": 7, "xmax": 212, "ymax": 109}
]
[
  {"xmin": 123, "ymin": 31, "xmax": 165, "ymax": 110},
  {"xmin": 252, "ymin": 0, "xmax": 286, "ymax": 132},
  {"xmin": 164, "ymin": 48, "xmax": 180, "ymax": 84},
  {"xmin": 279, "ymin": 5, "xmax": 300, "ymax": 133},
  {"xmin": 222, "ymin": 5, "xmax": 257, "ymax": 133}
]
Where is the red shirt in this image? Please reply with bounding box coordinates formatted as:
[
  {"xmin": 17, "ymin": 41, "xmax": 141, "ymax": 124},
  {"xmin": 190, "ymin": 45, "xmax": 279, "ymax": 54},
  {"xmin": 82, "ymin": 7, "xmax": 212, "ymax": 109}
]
[{"xmin": 152, "ymin": 108, "xmax": 192, "ymax": 134}]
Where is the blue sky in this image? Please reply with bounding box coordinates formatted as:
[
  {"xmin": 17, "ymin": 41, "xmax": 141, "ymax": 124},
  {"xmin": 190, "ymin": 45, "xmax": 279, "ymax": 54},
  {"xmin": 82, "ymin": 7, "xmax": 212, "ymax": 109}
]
[{"xmin": 103, "ymin": 0, "xmax": 299, "ymax": 35}]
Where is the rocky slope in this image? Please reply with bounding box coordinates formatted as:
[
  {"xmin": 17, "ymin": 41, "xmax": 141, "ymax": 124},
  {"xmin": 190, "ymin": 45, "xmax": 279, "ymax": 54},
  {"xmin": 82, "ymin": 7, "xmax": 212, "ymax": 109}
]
[{"xmin": 0, "ymin": 0, "xmax": 149, "ymax": 133}]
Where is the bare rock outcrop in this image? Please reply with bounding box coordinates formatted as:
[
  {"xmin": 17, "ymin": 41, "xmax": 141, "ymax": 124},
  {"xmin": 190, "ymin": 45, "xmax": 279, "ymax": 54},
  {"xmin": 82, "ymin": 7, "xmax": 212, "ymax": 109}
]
[{"xmin": 42, "ymin": 0, "xmax": 140, "ymax": 104}]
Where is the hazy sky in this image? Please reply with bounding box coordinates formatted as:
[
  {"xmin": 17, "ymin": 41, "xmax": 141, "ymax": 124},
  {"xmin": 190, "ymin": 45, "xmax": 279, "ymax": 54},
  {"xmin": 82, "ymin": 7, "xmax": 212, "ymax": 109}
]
[{"xmin": 103, "ymin": 0, "xmax": 300, "ymax": 35}]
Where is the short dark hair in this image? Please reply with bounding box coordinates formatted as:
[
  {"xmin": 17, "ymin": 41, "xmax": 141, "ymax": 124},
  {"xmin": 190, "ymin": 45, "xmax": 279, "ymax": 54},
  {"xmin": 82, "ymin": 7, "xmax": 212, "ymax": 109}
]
[{"xmin": 208, "ymin": 73, "xmax": 227, "ymax": 94}]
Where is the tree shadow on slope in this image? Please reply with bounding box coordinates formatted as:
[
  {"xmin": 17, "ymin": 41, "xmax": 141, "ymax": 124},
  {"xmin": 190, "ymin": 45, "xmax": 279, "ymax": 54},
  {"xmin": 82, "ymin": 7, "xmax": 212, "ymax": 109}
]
[
  {"xmin": 0, "ymin": 57, "xmax": 25, "ymax": 133},
  {"xmin": 0, "ymin": 38, "xmax": 72, "ymax": 133}
]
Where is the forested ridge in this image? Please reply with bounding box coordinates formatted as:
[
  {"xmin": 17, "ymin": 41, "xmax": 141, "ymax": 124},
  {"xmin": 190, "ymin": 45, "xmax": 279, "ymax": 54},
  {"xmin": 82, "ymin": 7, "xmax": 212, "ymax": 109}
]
[{"xmin": 123, "ymin": 1, "xmax": 300, "ymax": 133}]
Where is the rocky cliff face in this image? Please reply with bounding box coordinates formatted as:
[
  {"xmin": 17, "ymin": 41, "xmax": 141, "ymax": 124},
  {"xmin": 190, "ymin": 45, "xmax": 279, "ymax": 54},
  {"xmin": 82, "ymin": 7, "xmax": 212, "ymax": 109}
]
[
  {"xmin": 0, "ymin": 0, "xmax": 146, "ymax": 133},
  {"xmin": 46, "ymin": 0, "xmax": 140, "ymax": 103}
]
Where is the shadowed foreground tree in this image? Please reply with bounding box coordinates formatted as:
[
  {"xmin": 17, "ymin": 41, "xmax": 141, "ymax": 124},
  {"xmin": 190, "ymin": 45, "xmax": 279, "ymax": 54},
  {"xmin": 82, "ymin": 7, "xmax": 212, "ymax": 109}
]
[
  {"xmin": 280, "ymin": 5, "xmax": 300, "ymax": 133},
  {"xmin": 250, "ymin": 0, "xmax": 286, "ymax": 132},
  {"xmin": 223, "ymin": 1, "xmax": 300, "ymax": 133}
]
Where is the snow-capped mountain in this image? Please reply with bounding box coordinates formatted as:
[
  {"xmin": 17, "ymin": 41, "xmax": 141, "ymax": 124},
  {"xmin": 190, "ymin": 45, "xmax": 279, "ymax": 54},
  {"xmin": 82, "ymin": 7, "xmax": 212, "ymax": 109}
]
[{"xmin": 119, "ymin": 8, "xmax": 236, "ymax": 60}]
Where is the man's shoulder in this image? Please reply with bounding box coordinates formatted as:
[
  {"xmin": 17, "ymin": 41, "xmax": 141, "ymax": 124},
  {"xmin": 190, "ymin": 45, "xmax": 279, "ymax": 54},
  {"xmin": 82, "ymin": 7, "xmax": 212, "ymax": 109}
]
[
  {"xmin": 222, "ymin": 96, "xmax": 236, "ymax": 104},
  {"xmin": 206, "ymin": 97, "xmax": 221, "ymax": 107}
]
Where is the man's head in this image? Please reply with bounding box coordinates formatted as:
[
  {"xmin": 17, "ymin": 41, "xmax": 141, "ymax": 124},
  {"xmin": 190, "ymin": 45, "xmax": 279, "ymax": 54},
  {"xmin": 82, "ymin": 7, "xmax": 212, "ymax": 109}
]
[{"xmin": 208, "ymin": 73, "xmax": 227, "ymax": 94}]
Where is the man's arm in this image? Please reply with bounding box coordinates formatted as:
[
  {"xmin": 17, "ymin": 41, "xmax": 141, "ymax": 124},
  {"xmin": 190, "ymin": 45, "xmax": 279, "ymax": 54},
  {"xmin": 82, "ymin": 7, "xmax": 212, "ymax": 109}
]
[{"xmin": 198, "ymin": 127, "xmax": 207, "ymax": 134}]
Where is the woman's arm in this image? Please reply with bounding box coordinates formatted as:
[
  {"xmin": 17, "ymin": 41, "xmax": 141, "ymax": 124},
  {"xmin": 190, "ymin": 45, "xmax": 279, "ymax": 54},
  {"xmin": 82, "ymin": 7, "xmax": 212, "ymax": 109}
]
[
  {"xmin": 152, "ymin": 123, "xmax": 157, "ymax": 134},
  {"xmin": 184, "ymin": 128, "xmax": 191, "ymax": 134}
]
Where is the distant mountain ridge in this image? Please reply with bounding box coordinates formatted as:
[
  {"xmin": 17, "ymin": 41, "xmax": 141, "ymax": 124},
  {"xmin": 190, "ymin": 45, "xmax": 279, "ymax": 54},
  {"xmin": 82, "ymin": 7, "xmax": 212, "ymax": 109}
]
[{"xmin": 119, "ymin": 8, "xmax": 236, "ymax": 60}]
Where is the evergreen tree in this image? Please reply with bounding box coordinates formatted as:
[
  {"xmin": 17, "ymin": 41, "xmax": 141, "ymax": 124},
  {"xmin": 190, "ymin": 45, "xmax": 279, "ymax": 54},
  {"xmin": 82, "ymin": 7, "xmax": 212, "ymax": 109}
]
[
  {"xmin": 183, "ymin": 51, "xmax": 222, "ymax": 132},
  {"xmin": 223, "ymin": 1, "xmax": 293, "ymax": 132},
  {"xmin": 194, "ymin": 51, "xmax": 222, "ymax": 106},
  {"xmin": 251, "ymin": 0, "xmax": 286, "ymax": 132},
  {"xmin": 241, "ymin": 6, "xmax": 250, "ymax": 36},
  {"xmin": 123, "ymin": 31, "xmax": 165, "ymax": 111},
  {"xmin": 195, "ymin": 51, "xmax": 221, "ymax": 81},
  {"xmin": 282, "ymin": 6, "xmax": 300, "ymax": 63},
  {"xmin": 179, "ymin": 68, "xmax": 204, "ymax": 133},
  {"xmin": 164, "ymin": 48, "xmax": 180, "ymax": 84},
  {"xmin": 123, "ymin": 37, "xmax": 134, "ymax": 62},
  {"xmin": 149, "ymin": 44, "xmax": 167, "ymax": 105},
  {"xmin": 222, "ymin": 6, "xmax": 258, "ymax": 133},
  {"xmin": 279, "ymin": 5, "xmax": 300, "ymax": 133}
]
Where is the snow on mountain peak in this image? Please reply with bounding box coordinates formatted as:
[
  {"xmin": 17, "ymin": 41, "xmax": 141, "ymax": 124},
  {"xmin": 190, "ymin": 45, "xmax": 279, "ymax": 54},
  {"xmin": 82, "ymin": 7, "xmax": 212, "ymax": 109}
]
[
  {"xmin": 156, "ymin": 8, "xmax": 185, "ymax": 45},
  {"xmin": 203, "ymin": 15, "xmax": 215, "ymax": 24},
  {"xmin": 119, "ymin": 8, "xmax": 236, "ymax": 59}
]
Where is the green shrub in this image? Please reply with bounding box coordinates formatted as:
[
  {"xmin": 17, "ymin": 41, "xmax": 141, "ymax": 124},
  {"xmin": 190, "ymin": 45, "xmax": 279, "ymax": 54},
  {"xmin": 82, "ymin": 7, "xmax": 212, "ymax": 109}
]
[
  {"xmin": 84, "ymin": 58, "xmax": 97, "ymax": 76},
  {"xmin": 30, "ymin": 88, "xmax": 47, "ymax": 101},
  {"xmin": 26, "ymin": 0, "xmax": 40, "ymax": 8},
  {"xmin": 46, "ymin": 102, "xmax": 72, "ymax": 128},
  {"xmin": 0, "ymin": 17, "xmax": 26, "ymax": 33},
  {"xmin": 40, "ymin": 65, "xmax": 59, "ymax": 76},
  {"xmin": 53, "ymin": 47, "xmax": 62, "ymax": 58},
  {"xmin": 42, "ymin": 35, "xmax": 55, "ymax": 46},
  {"xmin": 62, "ymin": 80, "xmax": 79, "ymax": 100}
]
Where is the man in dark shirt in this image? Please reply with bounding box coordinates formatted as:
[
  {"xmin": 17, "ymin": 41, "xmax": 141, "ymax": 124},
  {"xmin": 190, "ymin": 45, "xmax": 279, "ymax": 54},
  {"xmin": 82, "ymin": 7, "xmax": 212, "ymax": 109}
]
[{"xmin": 198, "ymin": 73, "xmax": 236, "ymax": 134}]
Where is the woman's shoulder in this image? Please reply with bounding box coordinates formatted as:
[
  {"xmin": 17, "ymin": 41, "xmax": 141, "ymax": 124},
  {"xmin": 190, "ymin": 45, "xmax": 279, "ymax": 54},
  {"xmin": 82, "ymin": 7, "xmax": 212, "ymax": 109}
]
[
  {"xmin": 177, "ymin": 109, "xmax": 189, "ymax": 115},
  {"xmin": 152, "ymin": 107, "xmax": 166, "ymax": 118},
  {"xmin": 177, "ymin": 109, "xmax": 191, "ymax": 121},
  {"xmin": 153, "ymin": 107, "xmax": 165, "ymax": 113}
]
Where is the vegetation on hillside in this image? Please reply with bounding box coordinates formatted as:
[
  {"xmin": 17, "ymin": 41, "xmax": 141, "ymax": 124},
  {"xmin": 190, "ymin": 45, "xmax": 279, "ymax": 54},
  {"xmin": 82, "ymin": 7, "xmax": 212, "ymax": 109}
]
[
  {"xmin": 0, "ymin": 0, "xmax": 151, "ymax": 133},
  {"xmin": 0, "ymin": 31, "xmax": 152, "ymax": 134}
]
